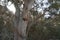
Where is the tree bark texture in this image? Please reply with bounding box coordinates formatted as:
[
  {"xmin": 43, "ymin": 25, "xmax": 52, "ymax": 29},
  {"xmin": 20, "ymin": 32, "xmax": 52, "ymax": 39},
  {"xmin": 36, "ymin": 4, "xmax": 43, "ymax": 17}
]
[{"xmin": 13, "ymin": 0, "xmax": 28, "ymax": 40}]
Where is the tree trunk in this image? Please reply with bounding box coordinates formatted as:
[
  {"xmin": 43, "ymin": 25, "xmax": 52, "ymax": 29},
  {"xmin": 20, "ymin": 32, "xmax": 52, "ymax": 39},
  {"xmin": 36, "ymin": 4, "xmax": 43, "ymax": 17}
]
[
  {"xmin": 18, "ymin": 21, "xmax": 28, "ymax": 40},
  {"xmin": 13, "ymin": 0, "xmax": 28, "ymax": 40}
]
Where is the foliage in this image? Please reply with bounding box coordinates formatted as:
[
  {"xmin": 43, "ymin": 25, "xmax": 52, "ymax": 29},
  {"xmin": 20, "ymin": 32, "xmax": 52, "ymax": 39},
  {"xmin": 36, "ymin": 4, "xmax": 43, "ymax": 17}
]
[
  {"xmin": 27, "ymin": 15, "xmax": 60, "ymax": 40},
  {"xmin": 0, "ymin": 6, "xmax": 14, "ymax": 40},
  {"xmin": 0, "ymin": 0, "xmax": 60, "ymax": 40}
]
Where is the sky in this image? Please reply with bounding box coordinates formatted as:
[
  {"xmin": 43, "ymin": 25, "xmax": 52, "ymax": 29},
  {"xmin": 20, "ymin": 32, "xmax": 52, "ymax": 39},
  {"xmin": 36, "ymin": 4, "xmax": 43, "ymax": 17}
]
[
  {"xmin": 7, "ymin": 1, "xmax": 16, "ymax": 14},
  {"xmin": 0, "ymin": 0, "xmax": 51, "ymax": 18},
  {"xmin": 6, "ymin": 0, "xmax": 50, "ymax": 14}
]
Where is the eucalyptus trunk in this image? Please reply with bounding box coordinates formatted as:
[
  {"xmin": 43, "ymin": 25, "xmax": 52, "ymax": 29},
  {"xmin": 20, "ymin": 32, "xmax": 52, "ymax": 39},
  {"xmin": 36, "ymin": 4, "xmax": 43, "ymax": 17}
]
[{"xmin": 13, "ymin": 0, "xmax": 28, "ymax": 40}]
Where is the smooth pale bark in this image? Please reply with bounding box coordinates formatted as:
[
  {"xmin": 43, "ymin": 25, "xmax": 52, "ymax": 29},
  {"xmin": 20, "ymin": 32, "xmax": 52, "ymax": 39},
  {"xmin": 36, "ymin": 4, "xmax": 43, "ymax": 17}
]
[
  {"xmin": 13, "ymin": 0, "xmax": 28, "ymax": 40},
  {"xmin": 13, "ymin": 0, "xmax": 35, "ymax": 40},
  {"xmin": 13, "ymin": 2, "xmax": 20, "ymax": 40},
  {"xmin": 18, "ymin": 21, "xmax": 28, "ymax": 40}
]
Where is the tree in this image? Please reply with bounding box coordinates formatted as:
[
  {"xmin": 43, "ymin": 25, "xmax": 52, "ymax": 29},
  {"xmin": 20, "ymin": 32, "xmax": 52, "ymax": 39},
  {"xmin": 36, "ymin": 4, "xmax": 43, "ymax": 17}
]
[{"xmin": 0, "ymin": 0, "xmax": 60, "ymax": 40}]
